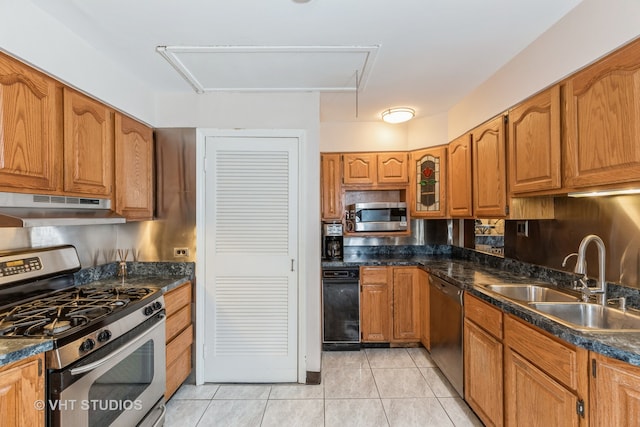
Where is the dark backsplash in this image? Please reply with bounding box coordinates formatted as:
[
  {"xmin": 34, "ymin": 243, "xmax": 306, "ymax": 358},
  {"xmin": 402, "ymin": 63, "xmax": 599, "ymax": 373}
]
[{"xmin": 506, "ymin": 195, "xmax": 640, "ymax": 289}]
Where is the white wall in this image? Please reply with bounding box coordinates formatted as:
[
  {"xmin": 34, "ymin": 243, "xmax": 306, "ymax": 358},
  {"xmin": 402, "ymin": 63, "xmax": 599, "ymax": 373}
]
[
  {"xmin": 407, "ymin": 112, "xmax": 449, "ymax": 150},
  {"xmin": 448, "ymin": 0, "xmax": 640, "ymax": 139},
  {"xmin": 0, "ymin": 0, "xmax": 155, "ymax": 125},
  {"xmin": 319, "ymin": 121, "xmax": 408, "ymax": 152}
]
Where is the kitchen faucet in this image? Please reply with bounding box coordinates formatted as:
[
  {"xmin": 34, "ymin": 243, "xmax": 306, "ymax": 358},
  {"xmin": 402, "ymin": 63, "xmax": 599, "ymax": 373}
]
[{"xmin": 573, "ymin": 234, "xmax": 607, "ymax": 305}]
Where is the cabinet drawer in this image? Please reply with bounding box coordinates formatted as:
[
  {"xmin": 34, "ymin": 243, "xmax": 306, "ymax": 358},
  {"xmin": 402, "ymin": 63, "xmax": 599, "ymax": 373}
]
[
  {"xmin": 361, "ymin": 267, "xmax": 388, "ymax": 284},
  {"xmin": 505, "ymin": 315, "xmax": 579, "ymax": 391},
  {"xmin": 166, "ymin": 304, "xmax": 191, "ymax": 343},
  {"xmin": 167, "ymin": 324, "xmax": 193, "ymax": 367},
  {"xmin": 165, "ymin": 343, "xmax": 192, "ymax": 400},
  {"xmin": 464, "ymin": 294, "xmax": 503, "ymax": 339},
  {"xmin": 165, "ymin": 282, "xmax": 192, "ymax": 317}
]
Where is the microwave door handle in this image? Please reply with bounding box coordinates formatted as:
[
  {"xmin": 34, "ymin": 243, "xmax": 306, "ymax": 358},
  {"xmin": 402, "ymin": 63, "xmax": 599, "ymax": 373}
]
[{"xmin": 70, "ymin": 315, "xmax": 165, "ymax": 376}]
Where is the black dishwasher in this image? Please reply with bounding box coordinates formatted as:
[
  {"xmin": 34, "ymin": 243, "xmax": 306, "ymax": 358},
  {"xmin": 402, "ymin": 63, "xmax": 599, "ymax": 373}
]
[{"xmin": 322, "ymin": 267, "xmax": 360, "ymax": 350}]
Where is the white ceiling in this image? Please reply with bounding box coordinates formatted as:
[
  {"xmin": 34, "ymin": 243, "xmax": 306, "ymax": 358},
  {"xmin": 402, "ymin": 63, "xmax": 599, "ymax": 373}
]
[{"xmin": 32, "ymin": 0, "xmax": 582, "ymax": 122}]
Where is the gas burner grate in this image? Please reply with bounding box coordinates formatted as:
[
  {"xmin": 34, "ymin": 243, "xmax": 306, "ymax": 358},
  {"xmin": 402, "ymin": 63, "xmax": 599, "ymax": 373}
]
[{"xmin": 0, "ymin": 286, "xmax": 156, "ymax": 338}]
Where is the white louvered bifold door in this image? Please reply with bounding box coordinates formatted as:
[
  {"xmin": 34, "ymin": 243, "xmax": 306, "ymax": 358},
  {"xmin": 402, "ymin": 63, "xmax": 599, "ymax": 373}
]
[{"xmin": 204, "ymin": 136, "xmax": 298, "ymax": 382}]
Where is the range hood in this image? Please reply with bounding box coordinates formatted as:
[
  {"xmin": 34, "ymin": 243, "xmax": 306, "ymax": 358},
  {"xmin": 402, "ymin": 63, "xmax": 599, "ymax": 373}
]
[{"xmin": 0, "ymin": 192, "xmax": 126, "ymax": 227}]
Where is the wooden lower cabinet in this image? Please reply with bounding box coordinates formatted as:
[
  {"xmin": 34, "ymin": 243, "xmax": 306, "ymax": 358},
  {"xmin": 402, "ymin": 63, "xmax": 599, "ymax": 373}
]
[
  {"xmin": 164, "ymin": 281, "xmax": 193, "ymax": 400},
  {"xmin": 505, "ymin": 348, "xmax": 580, "ymax": 427},
  {"xmin": 464, "ymin": 294, "xmax": 503, "ymax": 427},
  {"xmin": 418, "ymin": 269, "xmax": 430, "ymax": 349},
  {"xmin": 391, "ymin": 267, "xmax": 420, "ymax": 342},
  {"xmin": 360, "ymin": 267, "xmax": 390, "ymax": 342},
  {"xmin": 0, "ymin": 354, "xmax": 44, "ymax": 427},
  {"xmin": 360, "ymin": 266, "xmax": 420, "ymax": 344},
  {"xmin": 590, "ymin": 352, "xmax": 640, "ymax": 427},
  {"xmin": 504, "ymin": 315, "xmax": 588, "ymax": 427}
]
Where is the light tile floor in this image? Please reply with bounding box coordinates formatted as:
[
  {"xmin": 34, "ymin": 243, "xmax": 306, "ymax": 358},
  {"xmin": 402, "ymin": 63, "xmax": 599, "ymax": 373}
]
[{"xmin": 164, "ymin": 347, "xmax": 484, "ymax": 427}]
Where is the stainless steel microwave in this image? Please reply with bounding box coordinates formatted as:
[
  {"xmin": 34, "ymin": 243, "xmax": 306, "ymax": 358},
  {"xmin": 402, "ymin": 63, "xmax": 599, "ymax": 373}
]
[{"xmin": 346, "ymin": 202, "xmax": 408, "ymax": 232}]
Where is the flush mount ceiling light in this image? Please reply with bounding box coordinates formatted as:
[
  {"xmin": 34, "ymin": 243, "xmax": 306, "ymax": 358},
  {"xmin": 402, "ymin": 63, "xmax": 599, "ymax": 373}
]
[{"xmin": 381, "ymin": 107, "xmax": 415, "ymax": 124}]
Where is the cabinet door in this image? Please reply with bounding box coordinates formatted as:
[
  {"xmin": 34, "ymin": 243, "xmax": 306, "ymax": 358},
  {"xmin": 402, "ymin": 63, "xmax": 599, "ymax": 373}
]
[
  {"xmin": 114, "ymin": 113, "xmax": 154, "ymax": 220},
  {"xmin": 377, "ymin": 152, "xmax": 408, "ymax": 184},
  {"xmin": 342, "ymin": 153, "xmax": 376, "ymax": 185},
  {"xmin": 464, "ymin": 319, "xmax": 503, "ymax": 427},
  {"xmin": 508, "ymin": 85, "xmax": 561, "ymax": 194},
  {"xmin": 591, "ymin": 352, "xmax": 640, "ymax": 427},
  {"xmin": 505, "ymin": 348, "xmax": 579, "ymax": 427},
  {"xmin": 564, "ymin": 39, "xmax": 640, "ymax": 189},
  {"xmin": 391, "ymin": 267, "xmax": 420, "ymax": 342},
  {"xmin": 410, "ymin": 146, "xmax": 447, "ymax": 217},
  {"xmin": 63, "ymin": 88, "xmax": 114, "ymax": 196},
  {"xmin": 418, "ymin": 269, "xmax": 430, "ymax": 349},
  {"xmin": 448, "ymin": 134, "xmax": 473, "ymax": 217},
  {"xmin": 0, "ymin": 354, "xmax": 44, "ymax": 427},
  {"xmin": 360, "ymin": 267, "xmax": 390, "ymax": 342},
  {"xmin": 321, "ymin": 153, "xmax": 343, "ymax": 220},
  {"xmin": 473, "ymin": 115, "xmax": 507, "ymax": 217},
  {"xmin": 0, "ymin": 52, "xmax": 61, "ymax": 192}
]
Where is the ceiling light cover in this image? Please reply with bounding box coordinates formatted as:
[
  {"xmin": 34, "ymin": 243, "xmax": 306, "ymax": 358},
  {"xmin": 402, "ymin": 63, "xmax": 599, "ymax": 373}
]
[{"xmin": 382, "ymin": 108, "xmax": 415, "ymax": 124}]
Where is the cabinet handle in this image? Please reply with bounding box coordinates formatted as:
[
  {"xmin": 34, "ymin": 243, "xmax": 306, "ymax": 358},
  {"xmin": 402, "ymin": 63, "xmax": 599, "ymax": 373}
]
[{"xmin": 291, "ymin": 259, "xmax": 295, "ymax": 272}]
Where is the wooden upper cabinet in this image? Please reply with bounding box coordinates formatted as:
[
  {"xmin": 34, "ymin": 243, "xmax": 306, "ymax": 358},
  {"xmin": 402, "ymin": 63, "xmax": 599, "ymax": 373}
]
[
  {"xmin": 342, "ymin": 152, "xmax": 408, "ymax": 187},
  {"xmin": 343, "ymin": 153, "xmax": 376, "ymax": 185},
  {"xmin": 472, "ymin": 115, "xmax": 507, "ymax": 217},
  {"xmin": 564, "ymin": 38, "xmax": 640, "ymax": 190},
  {"xmin": 410, "ymin": 146, "xmax": 447, "ymax": 217},
  {"xmin": 0, "ymin": 52, "xmax": 61, "ymax": 193},
  {"xmin": 377, "ymin": 152, "xmax": 408, "ymax": 184},
  {"xmin": 508, "ymin": 85, "xmax": 561, "ymax": 195},
  {"xmin": 448, "ymin": 133, "xmax": 473, "ymax": 217},
  {"xmin": 63, "ymin": 88, "xmax": 114, "ymax": 196},
  {"xmin": 321, "ymin": 153, "xmax": 343, "ymax": 221},
  {"xmin": 114, "ymin": 113, "xmax": 154, "ymax": 221}
]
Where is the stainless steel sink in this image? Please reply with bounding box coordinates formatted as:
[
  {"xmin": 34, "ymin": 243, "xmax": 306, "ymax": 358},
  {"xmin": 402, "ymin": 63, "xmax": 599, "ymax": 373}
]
[
  {"xmin": 529, "ymin": 302, "xmax": 640, "ymax": 331},
  {"xmin": 478, "ymin": 284, "xmax": 581, "ymax": 302}
]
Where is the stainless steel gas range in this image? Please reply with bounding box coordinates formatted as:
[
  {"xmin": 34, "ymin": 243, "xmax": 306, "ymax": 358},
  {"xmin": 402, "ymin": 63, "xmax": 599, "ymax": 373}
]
[{"xmin": 0, "ymin": 245, "xmax": 166, "ymax": 427}]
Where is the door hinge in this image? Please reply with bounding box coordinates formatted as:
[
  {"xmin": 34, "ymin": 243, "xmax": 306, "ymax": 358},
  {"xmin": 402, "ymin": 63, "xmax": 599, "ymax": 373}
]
[
  {"xmin": 576, "ymin": 399, "xmax": 585, "ymax": 418},
  {"xmin": 503, "ymin": 115, "xmax": 509, "ymax": 124},
  {"xmin": 592, "ymin": 358, "xmax": 597, "ymax": 378}
]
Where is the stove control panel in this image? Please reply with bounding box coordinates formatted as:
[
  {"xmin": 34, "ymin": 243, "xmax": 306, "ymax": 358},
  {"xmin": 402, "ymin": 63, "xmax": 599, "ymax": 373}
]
[
  {"xmin": 143, "ymin": 300, "xmax": 164, "ymax": 317},
  {"xmin": 0, "ymin": 257, "xmax": 42, "ymax": 277}
]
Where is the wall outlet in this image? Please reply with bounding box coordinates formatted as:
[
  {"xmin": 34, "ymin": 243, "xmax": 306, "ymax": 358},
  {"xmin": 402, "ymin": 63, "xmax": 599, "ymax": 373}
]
[
  {"xmin": 516, "ymin": 220, "xmax": 529, "ymax": 237},
  {"xmin": 173, "ymin": 247, "xmax": 190, "ymax": 257}
]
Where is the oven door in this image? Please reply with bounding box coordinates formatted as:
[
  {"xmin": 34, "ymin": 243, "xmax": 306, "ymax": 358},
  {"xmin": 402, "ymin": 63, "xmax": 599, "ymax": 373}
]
[{"xmin": 48, "ymin": 313, "xmax": 166, "ymax": 427}]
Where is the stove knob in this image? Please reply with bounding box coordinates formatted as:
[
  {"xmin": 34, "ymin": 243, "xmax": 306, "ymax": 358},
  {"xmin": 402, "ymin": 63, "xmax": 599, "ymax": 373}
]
[
  {"xmin": 79, "ymin": 338, "xmax": 95, "ymax": 353},
  {"xmin": 152, "ymin": 301, "xmax": 162, "ymax": 311},
  {"xmin": 97, "ymin": 330, "xmax": 112, "ymax": 343},
  {"xmin": 144, "ymin": 306, "xmax": 154, "ymax": 316}
]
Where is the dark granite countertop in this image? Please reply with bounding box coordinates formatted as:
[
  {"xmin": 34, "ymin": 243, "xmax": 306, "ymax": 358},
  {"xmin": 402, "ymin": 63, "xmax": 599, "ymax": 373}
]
[
  {"xmin": 0, "ymin": 261, "xmax": 194, "ymax": 368},
  {"xmin": 323, "ymin": 252, "xmax": 640, "ymax": 367},
  {"xmin": 0, "ymin": 339, "xmax": 53, "ymax": 368},
  {"xmin": 81, "ymin": 275, "xmax": 191, "ymax": 293}
]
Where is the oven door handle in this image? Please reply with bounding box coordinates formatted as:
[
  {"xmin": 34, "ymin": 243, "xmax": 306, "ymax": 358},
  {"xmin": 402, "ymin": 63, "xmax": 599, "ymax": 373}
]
[{"xmin": 70, "ymin": 314, "xmax": 165, "ymax": 376}]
